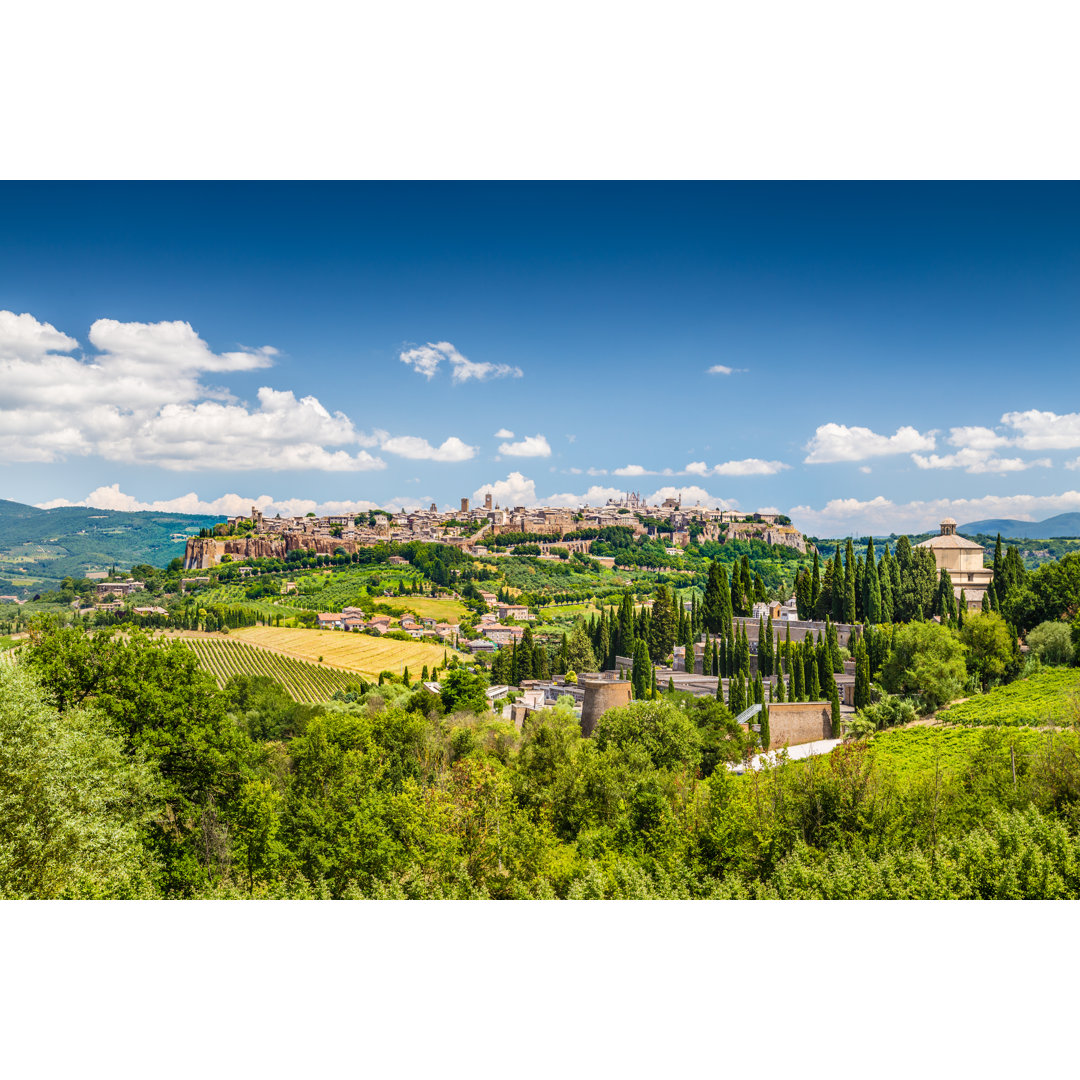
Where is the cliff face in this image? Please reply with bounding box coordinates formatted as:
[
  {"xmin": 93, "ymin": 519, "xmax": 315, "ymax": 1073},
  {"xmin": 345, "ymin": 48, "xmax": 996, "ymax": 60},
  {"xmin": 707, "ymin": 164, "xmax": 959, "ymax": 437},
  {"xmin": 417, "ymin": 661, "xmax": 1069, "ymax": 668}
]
[
  {"xmin": 182, "ymin": 533, "xmax": 368, "ymax": 569},
  {"xmin": 725, "ymin": 523, "xmax": 808, "ymax": 553}
]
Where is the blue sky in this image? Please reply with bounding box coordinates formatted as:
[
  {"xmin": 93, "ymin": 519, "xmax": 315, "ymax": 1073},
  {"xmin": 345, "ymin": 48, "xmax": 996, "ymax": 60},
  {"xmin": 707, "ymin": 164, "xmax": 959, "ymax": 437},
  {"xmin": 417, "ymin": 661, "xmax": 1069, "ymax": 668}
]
[{"xmin": 1, "ymin": 181, "xmax": 1079, "ymax": 536}]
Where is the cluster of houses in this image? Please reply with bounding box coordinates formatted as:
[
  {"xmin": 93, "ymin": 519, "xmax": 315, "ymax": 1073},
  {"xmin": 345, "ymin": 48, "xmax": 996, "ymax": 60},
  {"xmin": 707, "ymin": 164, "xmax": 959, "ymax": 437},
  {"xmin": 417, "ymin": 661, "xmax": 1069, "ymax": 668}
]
[{"xmin": 314, "ymin": 607, "xmax": 460, "ymax": 644}]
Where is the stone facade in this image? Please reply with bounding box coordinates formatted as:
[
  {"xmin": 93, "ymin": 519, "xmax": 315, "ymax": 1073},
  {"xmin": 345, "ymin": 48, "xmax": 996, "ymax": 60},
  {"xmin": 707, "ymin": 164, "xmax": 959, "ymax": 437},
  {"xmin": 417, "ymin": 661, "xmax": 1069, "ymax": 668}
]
[
  {"xmin": 763, "ymin": 702, "xmax": 834, "ymax": 749},
  {"xmin": 916, "ymin": 518, "xmax": 994, "ymax": 610}
]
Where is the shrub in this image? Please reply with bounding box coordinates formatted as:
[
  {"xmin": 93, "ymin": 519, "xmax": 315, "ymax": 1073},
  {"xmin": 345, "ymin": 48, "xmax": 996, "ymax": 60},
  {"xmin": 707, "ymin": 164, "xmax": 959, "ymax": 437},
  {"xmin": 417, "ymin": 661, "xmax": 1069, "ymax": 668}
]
[{"xmin": 1026, "ymin": 620, "xmax": 1075, "ymax": 667}]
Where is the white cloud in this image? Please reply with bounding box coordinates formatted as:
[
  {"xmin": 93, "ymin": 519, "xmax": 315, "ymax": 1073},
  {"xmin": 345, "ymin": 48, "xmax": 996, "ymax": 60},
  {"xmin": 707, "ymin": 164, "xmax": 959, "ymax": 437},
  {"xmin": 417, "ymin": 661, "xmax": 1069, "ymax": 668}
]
[
  {"xmin": 36, "ymin": 485, "xmax": 392, "ymax": 518},
  {"xmin": 1067, "ymin": 457, "xmax": 1080, "ymax": 471},
  {"xmin": 542, "ymin": 485, "xmax": 627, "ymax": 508},
  {"xmin": 647, "ymin": 485, "xmax": 736, "ymax": 508},
  {"xmin": 947, "ymin": 425, "xmax": 1010, "ymax": 450},
  {"xmin": 398, "ymin": 344, "xmax": 444, "ymax": 379},
  {"xmin": 399, "ymin": 341, "xmax": 522, "ymax": 383},
  {"xmin": 472, "ymin": 472, "xmax": 538, "ymax": 508},
  {"xmin": 564, "ymin": 467, "xmax": 583, "ymax": 475},
  {"xmin": 494, "ymin": 428, "xmax": 515, "ymax": 439},
  {"xmin": 1003, "ymin": 409, "xmax": 1080, "ymax": 450},
  {"xmin": 498, "ymin": 433, "xmax": 552, "ymax": 458},
  {"xmin": 613, "ymin": 464, "xmax": 654, "ymax": 477},
  {"xmin": 0, "ymin": 310, "xmax": 79, "ymax": 359},
  {"xmin": 686, "ymin": 458, "xmax": 790, "ymax": 477},
  {"xmin": 586, "ymin": 467, "xmax": 608, "ymax": 476},
  {"xmin": 0, "ymin": 310, "xmax": 477, "ymax": 473},
  {"xmin": 39, "ymin": 486, "xmax": 449, "ymax": 517},
  {"xmin": 804, "ymin": 422, "xmax": 936, "ymax": 464},
  {"xmin": 470, "ymin": 474, "xmax": 738, "ymax": 511},
  {"xmin": 707, "ymin": 364, "xmax": 746, "ymax": 375},
  {"xmin": 789, "ymin": 490, "xmax": 1080, "ymax": 536},
  {"xmin": 378, "ymin": 434, "xmax": 476, "ymax": 462},
  {"xmin": 859, "ymin": 466, "xmax": 872, "ymax": 474},
  {"xmin": 911, "ymin": 448, "xmax": 1051, "ymax": 474}
]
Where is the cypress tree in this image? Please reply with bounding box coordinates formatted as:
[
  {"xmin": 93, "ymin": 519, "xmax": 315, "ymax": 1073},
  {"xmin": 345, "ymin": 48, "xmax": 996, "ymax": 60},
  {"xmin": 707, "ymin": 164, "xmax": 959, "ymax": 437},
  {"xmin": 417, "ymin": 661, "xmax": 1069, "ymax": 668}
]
[
  {"xmin": 806, "ymin": 649, "xmax": 820, "ymax": 699},
  {"xmin": 843, "ymin": 538, "xmax": 857, "ymax": 624},
  {"xmin": 703, "ymin": 631, "xmax": 712, "ymax": 675},
  {"xmin": 854, "ymin": 635, "xmax": 870, "ymax": 710},
  {"xmin": 759, "ymin": 704, "xmax": 770, "ymax": 751},
  {"xmin": 817, "ymin": 557, "xmax": 833, "ymax": 620},
  {"xmin": 650, "ymin": 666, "xmax": 658, "ymax": 699},
  {"xmin": 793, "ymin": 647, "xmax": 805, "ymax": 701},
  {"xmin": 810, "ymin": 550, "xmax": 821, "ymax": 615},
  {"xmin": 775, "ymin": 672, "xmax": 786, "ymax": 701},
  {"xmin": 831, "ymin": 548, "xmax": 845, "ymax": 622},
  {"xmin": 631, "ymin": 638, "xmax": 650, "ymax": 699},
  {"xmin": 879, "ymin": 549, "xmax": 894, "ymax": 623},
  {"xmin": 716, "ymin": 673, "xmax": 724, "ymax": 702},
  {"xmin": 829, "ymin": 681, "xmax": 842, "ymax": 737},
  {"xmin": 703, "ymin": 561, "xmax": 724, "ymax": 632},
  {"xmin": 713, "ymin": 640, "xmax": 720, "ymax": 679},
  {"xmin": 864, "ymin": 536, "xmax": 882, "ymax": 624}
]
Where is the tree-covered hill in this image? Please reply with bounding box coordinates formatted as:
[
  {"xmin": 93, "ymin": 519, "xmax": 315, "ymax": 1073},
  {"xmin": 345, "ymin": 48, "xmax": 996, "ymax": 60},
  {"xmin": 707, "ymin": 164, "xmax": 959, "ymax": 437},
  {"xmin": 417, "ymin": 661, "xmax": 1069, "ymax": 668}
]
[
  {"xmin": 958, "ymin": 513, "xmax": 1080, "ymax": 539},
  {"xmin": 0, "ymin": 499, "xmax": 219, "ymax": 592}
]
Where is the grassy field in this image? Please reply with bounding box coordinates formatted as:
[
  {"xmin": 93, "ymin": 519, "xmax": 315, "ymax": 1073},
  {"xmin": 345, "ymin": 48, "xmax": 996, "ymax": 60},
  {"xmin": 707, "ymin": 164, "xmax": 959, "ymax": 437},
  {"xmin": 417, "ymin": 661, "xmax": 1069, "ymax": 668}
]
[
  {"xmin": 867, "ymin": 725, "xmax": 1075, "ymax": 780},
  {"xmin": 183, "ymin": 637, "xmax": 359, "ymax": 701},
  {"xmin": 230, "ymin": 626, "xmax": 463, "ymax": 678},
  {"xmin": 938, "ymin": 668, "xmax": 1080, "ymax": 728},
  {"xmin": 390, "ymin": 596, "xmax": 468, "ymax": 623}
]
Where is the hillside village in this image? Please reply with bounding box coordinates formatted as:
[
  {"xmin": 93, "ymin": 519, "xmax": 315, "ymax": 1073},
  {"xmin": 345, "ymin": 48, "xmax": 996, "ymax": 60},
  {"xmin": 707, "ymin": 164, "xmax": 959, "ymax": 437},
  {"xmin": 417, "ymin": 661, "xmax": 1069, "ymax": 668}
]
[{"xmin": 183, "ymin": 491, "xmax": 806, "ymax": 569}]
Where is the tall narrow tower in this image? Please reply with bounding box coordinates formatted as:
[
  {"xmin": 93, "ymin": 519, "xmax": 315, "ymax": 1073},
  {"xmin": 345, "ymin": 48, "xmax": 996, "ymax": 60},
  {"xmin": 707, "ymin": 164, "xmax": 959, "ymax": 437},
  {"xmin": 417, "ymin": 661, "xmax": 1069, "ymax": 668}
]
[{"xmin": 460, "ymin": 497, "xmax": 469, "ymax": 514}]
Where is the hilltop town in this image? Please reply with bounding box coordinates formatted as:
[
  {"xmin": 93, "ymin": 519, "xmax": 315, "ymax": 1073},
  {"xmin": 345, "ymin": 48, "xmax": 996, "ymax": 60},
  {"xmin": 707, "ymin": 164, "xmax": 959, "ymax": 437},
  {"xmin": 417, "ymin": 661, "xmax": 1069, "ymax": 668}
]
[{"xmin": 183, "ymin": 491, "xmax": 807, "ymax": 569}]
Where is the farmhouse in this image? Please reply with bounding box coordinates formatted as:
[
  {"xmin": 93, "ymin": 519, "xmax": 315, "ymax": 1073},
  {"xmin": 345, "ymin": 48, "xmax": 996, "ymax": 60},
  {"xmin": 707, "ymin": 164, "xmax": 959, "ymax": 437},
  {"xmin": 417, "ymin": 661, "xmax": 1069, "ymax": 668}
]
[{"xmin": 94, "ymin": 580, "xmax": 144, "ymax": 597}]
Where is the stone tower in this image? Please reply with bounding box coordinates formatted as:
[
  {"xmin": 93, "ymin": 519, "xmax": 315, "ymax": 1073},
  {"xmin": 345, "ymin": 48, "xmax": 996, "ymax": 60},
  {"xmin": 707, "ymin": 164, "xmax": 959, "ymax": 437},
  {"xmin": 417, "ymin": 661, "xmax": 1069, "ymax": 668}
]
[{"xmin": 580, "ymin": 678, "xmax": 632, "ymax": 737}]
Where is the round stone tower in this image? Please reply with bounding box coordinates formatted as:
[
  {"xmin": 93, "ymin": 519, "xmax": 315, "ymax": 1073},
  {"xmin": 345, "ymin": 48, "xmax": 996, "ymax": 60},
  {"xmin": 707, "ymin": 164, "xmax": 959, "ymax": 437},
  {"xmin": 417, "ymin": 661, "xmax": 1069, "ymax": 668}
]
[{"xmin": 580, "ymin": 678, "xmax": 632, "ymax": 736}]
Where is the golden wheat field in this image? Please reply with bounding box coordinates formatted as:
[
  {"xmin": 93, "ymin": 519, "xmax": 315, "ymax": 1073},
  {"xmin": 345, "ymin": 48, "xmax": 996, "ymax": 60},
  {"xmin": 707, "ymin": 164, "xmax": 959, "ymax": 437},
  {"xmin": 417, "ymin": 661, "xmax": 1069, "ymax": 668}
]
[
  {"xmin": 393, "ymin": 596, "xmax": 468, "ymax": 623},
  {"xmin": 229, "ymin": 626, "xmax": 465, "ymax": 677}
]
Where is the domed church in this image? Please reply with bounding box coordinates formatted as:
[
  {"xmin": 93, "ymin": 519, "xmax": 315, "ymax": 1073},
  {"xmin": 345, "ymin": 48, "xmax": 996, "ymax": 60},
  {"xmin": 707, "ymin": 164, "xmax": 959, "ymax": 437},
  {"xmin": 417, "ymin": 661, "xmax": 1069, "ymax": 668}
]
[{"xmin": 915, "ymin": 518, "xmax": 994, "ymax": 610}]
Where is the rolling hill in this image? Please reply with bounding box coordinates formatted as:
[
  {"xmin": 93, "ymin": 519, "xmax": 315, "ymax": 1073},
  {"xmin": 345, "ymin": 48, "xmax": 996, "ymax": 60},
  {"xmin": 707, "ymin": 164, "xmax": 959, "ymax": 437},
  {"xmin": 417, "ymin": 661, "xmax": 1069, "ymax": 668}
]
[
  {"xmin": 957, "ymin": 513, "xmax": 1080, "ymax": 539},
  {"xmin": 0, "ymin": 498, "xmax": 220, "ymax": 592}
]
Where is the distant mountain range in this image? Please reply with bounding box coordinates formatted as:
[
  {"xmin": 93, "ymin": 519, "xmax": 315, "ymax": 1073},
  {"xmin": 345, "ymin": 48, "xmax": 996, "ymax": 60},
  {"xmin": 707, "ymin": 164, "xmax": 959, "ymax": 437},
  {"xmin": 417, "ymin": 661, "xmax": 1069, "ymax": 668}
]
[
  {"xmin": 958, "ymin": 513, "xmax": 1080, "ymax": 539},
  {"xmin": 0, "ymin": 499, "xmax": 220, "ymax": 593}
]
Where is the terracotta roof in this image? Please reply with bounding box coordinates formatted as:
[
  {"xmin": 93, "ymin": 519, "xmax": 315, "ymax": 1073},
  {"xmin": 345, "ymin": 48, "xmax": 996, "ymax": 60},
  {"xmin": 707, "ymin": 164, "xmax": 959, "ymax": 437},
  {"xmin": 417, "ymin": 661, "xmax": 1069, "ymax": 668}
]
[{"xmin": 916, "ymin": 534, "xmax": 985, "ymax": 550}]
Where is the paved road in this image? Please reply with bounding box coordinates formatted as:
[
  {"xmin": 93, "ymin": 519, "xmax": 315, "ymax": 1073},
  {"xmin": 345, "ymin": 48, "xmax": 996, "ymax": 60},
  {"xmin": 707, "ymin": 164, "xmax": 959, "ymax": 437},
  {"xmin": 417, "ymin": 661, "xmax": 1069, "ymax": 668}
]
[{"xmin": 728, "ymin": 737, "xmax": 844, "ymax": 773}]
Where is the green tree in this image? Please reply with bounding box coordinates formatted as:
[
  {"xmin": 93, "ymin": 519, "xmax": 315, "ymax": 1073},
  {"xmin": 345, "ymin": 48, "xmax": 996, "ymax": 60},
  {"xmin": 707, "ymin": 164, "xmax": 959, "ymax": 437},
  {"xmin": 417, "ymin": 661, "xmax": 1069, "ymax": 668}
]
[
  {"xmin": 440, "ymin": 667, "xmax": 490, "ymax": 714},
  {"xmin": 233, "ymin": 777, "xmax": 286, "ymax": 895},
  {"xmin": 631, "ymin": 638, "xmax": 652, "ymax": 700},
  {"xmin": 959, "ymin": 611, "xmax": 1015, "ymax": 691},
  {"xmin": 853, "ymin": 634, "xmax": 871, "ymax": 710},
  {"xmin": 565, "ymin": 621, "xmax": 599, "ymax": 674},
  {"xmin": 864, "ymin": 537, "xmax": 882, "ymax": 624},
  {"xmin": 843, "ymin": 538, "xmax": 857, "ymax": 624},
  {"xmin": 1026, "ymin": 620, "xmax": 1075, "ymax": 667},
  {"xmin": 0, "ymin": 662, "xmax": 159, "ymax": 898},
  {"xmin": 880, "ymin": 621, "xmax": 966, "ymax": 711},
  {"xmin": 648, "ymin": 585, "xmax": 676, "ymax": 663}
]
